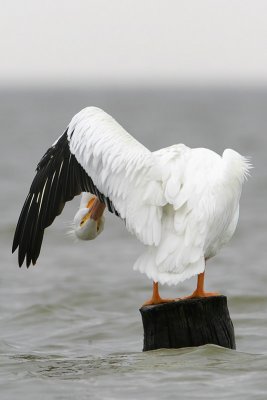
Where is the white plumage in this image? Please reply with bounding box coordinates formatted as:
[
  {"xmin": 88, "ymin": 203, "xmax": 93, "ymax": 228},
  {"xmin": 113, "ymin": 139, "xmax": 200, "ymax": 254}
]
[
  {"xmin": 13, "ymin": 107, "xmax": 250, "ymax": 293},
  {"xmin": 69, "ymin": 107, "xmax": 250, "ymax": 285}
]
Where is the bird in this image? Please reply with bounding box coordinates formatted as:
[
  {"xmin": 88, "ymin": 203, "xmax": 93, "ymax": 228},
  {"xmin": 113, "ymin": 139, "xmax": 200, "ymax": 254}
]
[{"xmin": 12, "ymin": 107, "xmax": 251, "ymax": 306}]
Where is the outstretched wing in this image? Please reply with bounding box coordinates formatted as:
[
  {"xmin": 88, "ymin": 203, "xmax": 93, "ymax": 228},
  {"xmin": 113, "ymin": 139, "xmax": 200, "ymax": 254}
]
[{"xmin": 12, "ymin": 107, "xmax": 165, "ymax": 267}]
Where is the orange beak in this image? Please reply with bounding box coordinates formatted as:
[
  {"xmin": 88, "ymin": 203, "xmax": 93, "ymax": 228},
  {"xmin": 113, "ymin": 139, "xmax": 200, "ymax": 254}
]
[{"xmin": 80, "ymin": 197, "xmax": 105, "ymax": 229}]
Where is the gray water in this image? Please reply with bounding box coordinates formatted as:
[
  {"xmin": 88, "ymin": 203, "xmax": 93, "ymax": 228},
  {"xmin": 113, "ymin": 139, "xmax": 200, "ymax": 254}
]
[{"xmin": 0, "ymin": 88, "xmax": 267, "ymax": 399}]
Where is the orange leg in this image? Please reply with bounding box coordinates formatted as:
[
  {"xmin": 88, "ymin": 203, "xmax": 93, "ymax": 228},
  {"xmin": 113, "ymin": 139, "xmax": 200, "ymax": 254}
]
[
  {"xmin": 182, "ymin": 271, "xmax": 220, "ymax": 299},
  {"xmin": 142, "ymin": 282, "xmax": 175, "ymax": 307}
]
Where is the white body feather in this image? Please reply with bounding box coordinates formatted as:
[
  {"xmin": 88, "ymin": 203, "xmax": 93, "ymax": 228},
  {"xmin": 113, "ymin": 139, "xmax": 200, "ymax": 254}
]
[{"xmin": 69, "ymin": 107, "xmax": 250, "ymax": 285}]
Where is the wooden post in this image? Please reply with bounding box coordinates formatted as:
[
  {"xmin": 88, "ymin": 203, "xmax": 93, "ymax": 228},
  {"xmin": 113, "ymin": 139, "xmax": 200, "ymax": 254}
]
[{"xmin": 140, "ymin": 296, "xmax": 235, "ymax": 351}]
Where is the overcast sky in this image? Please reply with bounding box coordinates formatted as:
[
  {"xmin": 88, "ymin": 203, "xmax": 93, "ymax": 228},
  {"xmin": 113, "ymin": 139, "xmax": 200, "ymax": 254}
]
[{"xmin": 1, "ymin": 0, "xmax": 267, "ymax": 87}]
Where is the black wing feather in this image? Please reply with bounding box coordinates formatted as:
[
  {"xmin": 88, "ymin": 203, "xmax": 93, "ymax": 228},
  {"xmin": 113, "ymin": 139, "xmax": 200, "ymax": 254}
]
[{"xmin": 12, "ymin": 130, "xmax": 119, "ymax": 267}]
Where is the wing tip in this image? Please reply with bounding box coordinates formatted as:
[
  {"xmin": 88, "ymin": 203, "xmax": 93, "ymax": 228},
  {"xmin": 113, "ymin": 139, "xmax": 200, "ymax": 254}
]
[
  {"xmin": 18, "ymin": 253, "xmax": 25, "ymax": 268},
  {"xmin": 11, "ymin": 243, "xmax": 17, "ymax": 254}
]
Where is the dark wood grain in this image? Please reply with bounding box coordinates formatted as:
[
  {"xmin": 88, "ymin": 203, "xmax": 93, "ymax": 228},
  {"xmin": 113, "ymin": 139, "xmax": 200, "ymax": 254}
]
[{"xmin": 140, "ymin": 296, "xmax": 235, "ymax": 351}]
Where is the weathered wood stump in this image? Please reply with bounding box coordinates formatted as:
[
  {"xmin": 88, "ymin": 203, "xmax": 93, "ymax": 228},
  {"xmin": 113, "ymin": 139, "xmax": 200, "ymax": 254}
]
[{"xmin": 140, "ymin": 296, "xmax": 235, "ymax": 351}]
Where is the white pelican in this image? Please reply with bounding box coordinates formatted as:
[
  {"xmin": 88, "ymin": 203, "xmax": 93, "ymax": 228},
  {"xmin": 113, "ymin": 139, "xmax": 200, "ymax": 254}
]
[{"xmin": 12, "ymin": 107, "xmax": 251, "ymax": 306}]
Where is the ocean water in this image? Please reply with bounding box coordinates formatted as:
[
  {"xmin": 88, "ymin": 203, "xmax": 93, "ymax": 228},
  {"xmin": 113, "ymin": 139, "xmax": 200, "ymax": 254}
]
[{"xmin": 0, "ymin": 87, "xmax": 267, "ymax": 399}]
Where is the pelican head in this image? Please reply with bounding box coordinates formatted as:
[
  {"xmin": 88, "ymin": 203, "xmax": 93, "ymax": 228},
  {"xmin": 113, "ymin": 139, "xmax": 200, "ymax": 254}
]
[{"xmin": 74, "ymin": 208, "xmax": 105, "ymax": 240}]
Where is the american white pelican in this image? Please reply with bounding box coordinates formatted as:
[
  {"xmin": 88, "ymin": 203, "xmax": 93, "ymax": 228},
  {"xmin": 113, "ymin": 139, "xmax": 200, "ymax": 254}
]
[{"xmin": 12, "ymin": 107, "xmax": 251, "ymax": 306}]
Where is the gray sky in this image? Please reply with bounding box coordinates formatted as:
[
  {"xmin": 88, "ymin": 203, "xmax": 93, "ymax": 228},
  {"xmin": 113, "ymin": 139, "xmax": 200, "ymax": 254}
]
[{"xmin": 1, "ymin": 0, "xmax": 267, "ymax": 87}]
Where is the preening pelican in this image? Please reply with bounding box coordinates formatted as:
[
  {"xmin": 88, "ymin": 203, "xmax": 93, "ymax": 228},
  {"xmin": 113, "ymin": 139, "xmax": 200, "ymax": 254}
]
[
  {"xmin": 12, "ymin": 107, "xmax": 251, "ymax": 305},
  {"xmin": 73, "ymin": 193, "xmax": 105, "ymax": 240}
]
